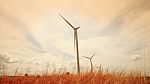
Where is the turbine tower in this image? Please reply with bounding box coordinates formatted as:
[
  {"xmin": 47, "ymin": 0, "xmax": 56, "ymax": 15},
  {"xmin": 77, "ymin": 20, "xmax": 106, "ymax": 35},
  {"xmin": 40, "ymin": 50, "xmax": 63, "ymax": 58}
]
[
  {"xmin": 97, "ymin": 65, "xmax": 103, "ymax": 72},
  {"xmin": 83, "ymin": 54, "xmax": 95, "ymax": 73},
  {"xmin": 59, "ymin": 14, "xmax": 80, "ymax": 74}
]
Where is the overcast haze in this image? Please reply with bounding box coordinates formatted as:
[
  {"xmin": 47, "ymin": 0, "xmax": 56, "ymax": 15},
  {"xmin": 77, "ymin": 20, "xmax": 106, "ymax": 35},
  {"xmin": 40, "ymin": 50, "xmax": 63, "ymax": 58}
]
[{"xmin": 0, "ymin": 0, "xmax": 150, "ymax": 75}]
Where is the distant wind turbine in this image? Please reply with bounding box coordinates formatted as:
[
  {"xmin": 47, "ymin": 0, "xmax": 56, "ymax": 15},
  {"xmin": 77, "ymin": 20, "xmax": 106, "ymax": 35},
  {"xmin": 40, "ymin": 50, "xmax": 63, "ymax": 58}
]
[
  {"xmin": 12, "ymin": 68, "xmax": 18, "ymax": 76},
  {"xmin": 97, "ymin": 65, "xmax": 103, "ymax": 72},
  {"xmin": 59, "ymin": 14, "xmax": 80, "ymax": 74},
  {"xmin": 83, "ymin": 54, "xmax": 95, "ymax": 73}
]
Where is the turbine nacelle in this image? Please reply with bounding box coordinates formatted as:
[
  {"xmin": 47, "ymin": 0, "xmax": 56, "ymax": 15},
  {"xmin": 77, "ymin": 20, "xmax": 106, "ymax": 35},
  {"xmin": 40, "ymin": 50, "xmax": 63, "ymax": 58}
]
[
  {"xmin": 74, "ymin": 26, "xmax": 80, "ymax": 30},
  {"xmin": 82, "ymin": 54, "xmax": 95, "ymax": 60}
]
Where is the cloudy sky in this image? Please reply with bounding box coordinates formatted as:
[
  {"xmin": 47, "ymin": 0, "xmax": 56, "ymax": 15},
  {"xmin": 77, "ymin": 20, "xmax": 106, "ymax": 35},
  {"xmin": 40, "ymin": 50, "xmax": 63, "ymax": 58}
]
[{"xmin": 0, "ymin": 0, "xmax": 150, "ymax": 75}]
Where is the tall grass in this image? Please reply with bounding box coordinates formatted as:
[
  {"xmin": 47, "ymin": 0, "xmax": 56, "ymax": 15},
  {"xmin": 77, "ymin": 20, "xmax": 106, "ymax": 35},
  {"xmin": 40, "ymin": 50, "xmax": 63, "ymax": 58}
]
[{"xmin": 0, "ymin": 70, "xmax": 149, "ymax": 84}]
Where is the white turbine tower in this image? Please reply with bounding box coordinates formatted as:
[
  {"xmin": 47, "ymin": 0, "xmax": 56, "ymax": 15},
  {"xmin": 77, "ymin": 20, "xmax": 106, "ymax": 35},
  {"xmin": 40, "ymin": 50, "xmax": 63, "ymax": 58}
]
[{"xmin": 59, "ymin": 14, "xmax": 80, "ymax": 74}]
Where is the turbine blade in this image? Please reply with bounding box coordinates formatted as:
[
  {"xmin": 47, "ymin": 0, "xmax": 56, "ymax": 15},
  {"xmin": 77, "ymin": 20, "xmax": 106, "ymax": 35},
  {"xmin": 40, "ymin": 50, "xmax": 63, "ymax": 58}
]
[
  {"xmin": 91, "ymin": 54, "xmax": 95, "ymax": 59},
  {"xmin": 59, "ymin": 13, "xmax": 75, "ymax": 29},
  {"xmin": 75, "ymin": 30, "xmax": 78, "ymax": 51},
  {"xmin": 82, "ymin": 56, "xmax": 90, "ymax": 59},
  {"xmin": 74, "ymin": 30, "xmax": 76, "ymax": 50}
]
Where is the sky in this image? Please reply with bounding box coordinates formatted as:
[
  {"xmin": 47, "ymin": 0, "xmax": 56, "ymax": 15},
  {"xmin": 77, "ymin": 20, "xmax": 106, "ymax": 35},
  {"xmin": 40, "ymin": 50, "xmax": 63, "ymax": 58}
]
[{"xmin": 0, "ymin": 0, "xmax": 150, "ymax": 75}]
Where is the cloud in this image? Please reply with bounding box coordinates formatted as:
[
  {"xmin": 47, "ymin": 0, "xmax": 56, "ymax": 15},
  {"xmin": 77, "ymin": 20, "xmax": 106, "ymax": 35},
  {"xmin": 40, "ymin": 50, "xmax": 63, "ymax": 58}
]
[
  {"xmin": 100, "ymin": 0, "xmax": 150, "ymax": 36},
  {"xmin": 0, "ymin": 9, "xmax": 42, "ymax": 49},
  {"xmin": 130, "ymin": 54, "xmax": 142, "ymax": 61}
]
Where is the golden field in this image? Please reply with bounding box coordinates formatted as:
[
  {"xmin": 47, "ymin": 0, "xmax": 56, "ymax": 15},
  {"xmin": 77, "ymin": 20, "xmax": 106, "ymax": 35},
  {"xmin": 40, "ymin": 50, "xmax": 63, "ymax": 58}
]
[{"xmin": 0, "ymin": 71, "xmax": 150, "ymax": 84}]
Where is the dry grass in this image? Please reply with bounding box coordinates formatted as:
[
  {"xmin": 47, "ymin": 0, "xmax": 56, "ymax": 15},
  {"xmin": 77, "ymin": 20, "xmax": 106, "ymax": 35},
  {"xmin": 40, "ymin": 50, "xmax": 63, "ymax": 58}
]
[{"xmin": 0, "ymin": 71, "xmax": 150, "ymax": 84}]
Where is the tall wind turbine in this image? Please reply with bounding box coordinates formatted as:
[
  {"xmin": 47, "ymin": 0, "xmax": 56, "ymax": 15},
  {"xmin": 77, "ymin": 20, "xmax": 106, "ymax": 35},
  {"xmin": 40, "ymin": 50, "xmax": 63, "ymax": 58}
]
[
  {"xmin": 59, "ymin": 14, "xmax": 80, "ymax": 74},
  {"xmin": 83, "ymin": 54, "xmax": 95, "ymax": 73}
]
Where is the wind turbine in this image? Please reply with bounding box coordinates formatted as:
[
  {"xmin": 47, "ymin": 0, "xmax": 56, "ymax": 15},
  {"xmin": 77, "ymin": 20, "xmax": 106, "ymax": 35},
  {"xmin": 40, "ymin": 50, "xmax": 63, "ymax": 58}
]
[
  {"xmin": 59, "ymin": 14, "xmax": 80, "ymax": 74},
  {"xmin": 97, "ymin": 65, "xmax": 103, "ymax": 72},
  {"xmin": 12, "ymin": 67, "xmax": 18, "ymax": 76},
  {"xmin": 83, "ymin": 54, "xmax": 95, "ymax": 73}
]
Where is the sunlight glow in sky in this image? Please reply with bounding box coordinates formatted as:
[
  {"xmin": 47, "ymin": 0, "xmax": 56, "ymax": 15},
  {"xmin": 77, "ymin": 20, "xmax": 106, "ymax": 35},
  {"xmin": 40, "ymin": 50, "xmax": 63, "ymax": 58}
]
[{"xmin": 0, "ymin": 0, "xmax": 150, "ymax": 75}]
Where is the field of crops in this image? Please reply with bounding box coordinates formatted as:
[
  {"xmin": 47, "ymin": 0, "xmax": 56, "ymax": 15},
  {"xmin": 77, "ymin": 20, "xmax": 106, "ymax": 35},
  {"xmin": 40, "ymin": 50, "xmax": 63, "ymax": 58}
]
[{"xmin": 0, "ymin": 71, "xmax": 150, "ymax": 84}]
